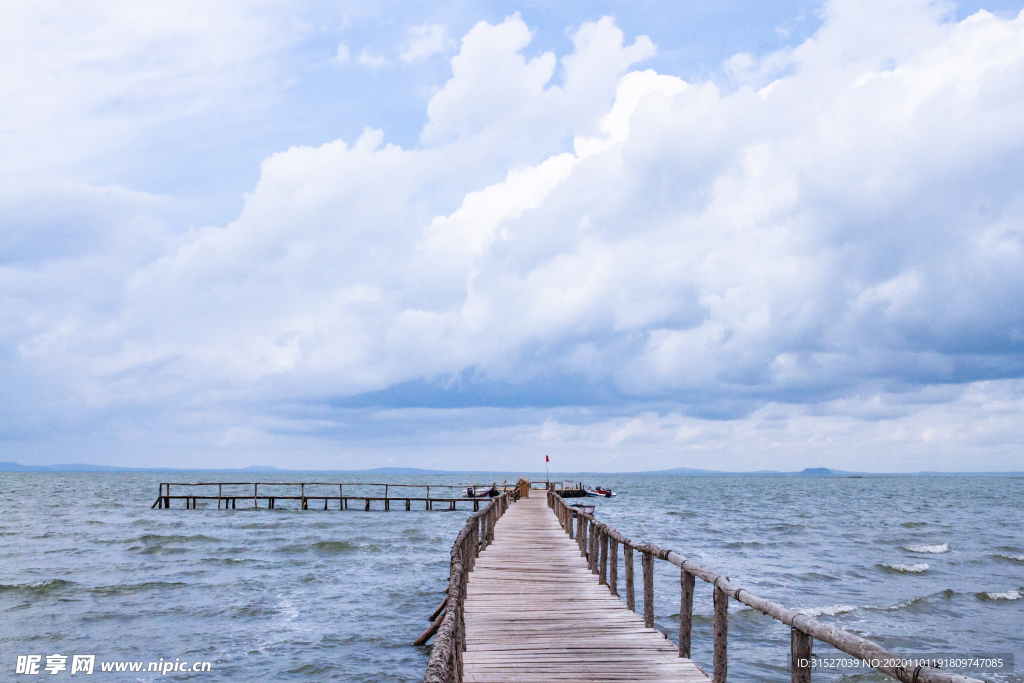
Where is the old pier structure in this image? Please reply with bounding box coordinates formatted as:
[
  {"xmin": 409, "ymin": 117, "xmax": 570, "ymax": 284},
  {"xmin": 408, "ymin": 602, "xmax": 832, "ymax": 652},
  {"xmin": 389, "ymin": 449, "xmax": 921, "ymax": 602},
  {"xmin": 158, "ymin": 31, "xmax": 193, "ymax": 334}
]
[{"xmin": 151, "ymin": 481, "xmax": 512, "ymax": 512}]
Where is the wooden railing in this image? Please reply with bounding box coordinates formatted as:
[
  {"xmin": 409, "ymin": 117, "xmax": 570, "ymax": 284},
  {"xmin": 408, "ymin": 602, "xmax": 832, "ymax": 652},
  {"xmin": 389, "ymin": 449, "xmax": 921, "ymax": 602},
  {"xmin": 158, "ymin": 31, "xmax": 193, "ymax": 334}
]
[
  {"xmin": 422, "ymin": 488, "xmax": 520, "ymax": 683},
  {"xmin": 548, "ymin": 491, "xmax": 983, "ymax": 683}
]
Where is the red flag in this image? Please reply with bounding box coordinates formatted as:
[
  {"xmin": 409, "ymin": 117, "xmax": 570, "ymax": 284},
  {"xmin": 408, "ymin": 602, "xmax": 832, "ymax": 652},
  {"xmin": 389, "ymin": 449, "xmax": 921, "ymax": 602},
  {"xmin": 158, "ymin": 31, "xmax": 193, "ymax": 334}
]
[{"xmin": 545, "ymin": 455, "xmax": 549, "ymax": 462}]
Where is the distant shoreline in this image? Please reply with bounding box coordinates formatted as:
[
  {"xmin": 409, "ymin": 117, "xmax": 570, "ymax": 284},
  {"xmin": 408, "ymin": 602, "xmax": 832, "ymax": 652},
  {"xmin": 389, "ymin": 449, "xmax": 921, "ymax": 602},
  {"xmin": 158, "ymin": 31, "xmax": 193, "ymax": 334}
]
[{"xmin": 1, "ymin": 462, "xmax": 1021, "ymax": 476}]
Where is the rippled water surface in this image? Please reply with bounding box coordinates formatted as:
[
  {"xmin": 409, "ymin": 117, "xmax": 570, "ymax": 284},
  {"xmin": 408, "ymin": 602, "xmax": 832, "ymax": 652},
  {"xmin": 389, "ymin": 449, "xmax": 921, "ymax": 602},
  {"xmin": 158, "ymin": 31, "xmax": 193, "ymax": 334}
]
[{"xmin": 1, "ymin": 473, "xmax": 1021, "ymax": 681}]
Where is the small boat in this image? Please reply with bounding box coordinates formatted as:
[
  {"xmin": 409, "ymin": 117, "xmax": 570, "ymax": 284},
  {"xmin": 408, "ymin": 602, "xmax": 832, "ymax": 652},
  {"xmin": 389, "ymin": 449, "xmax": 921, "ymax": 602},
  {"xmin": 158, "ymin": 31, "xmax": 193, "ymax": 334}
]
[
  {"xmin": 585, "ymin": 486, "xmax": 615, "ymax": 498},
  {"xmin": 570, "ymin": 503, "xmax": 596, "ymax": 514},
  {"xmin": 463, "ymin": 486, "xmax": 500, "ymax": 498}
]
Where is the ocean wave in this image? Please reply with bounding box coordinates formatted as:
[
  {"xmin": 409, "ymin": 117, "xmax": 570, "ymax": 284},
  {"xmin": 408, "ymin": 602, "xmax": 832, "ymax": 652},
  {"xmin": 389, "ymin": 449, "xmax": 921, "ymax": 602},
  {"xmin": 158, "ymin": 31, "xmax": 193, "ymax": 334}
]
[
  {"xmin": 796, "ymin": 604, "xmax": 857, "ymax": 617},
  {"xmin": 138, "ymin": 534, "xmax": 223, "ymax": 544},
  {"xmin": 313, "ymin": 541, "xmax": 359, "ymax": 554},
  {"xmin": 90, "ymin": 581, "xmax": 189, "ymax": 596},
  {"xmin": 0, "ymin": 579, "xmax": 75, "ymax": 595},
  {"xmin": 879, "ymin": 588, "xmax": 955, "ymax": 611},
  {"xmin": 977, "ymin": 589, "xmax": 1022, "ymax": 601},
  {"xmin": 903, "ymin": 543, "xmax": 949, "ymax": 554},
  {"xmin": 879, "ymin": 562, "xmax": 929, "ymax": 573},
  {"xmin": 994, "ymin": 553, "xmax": 1024, "ymax": 562}
]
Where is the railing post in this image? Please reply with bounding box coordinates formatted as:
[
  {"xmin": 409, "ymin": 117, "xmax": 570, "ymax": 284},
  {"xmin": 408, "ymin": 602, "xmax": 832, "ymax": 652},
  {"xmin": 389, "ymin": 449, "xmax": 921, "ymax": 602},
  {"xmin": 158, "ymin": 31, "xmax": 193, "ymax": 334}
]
[
  {"xmin": 642, "ymin": 550, "xmax": 654, "ymax": 628},
  {"xmin": 569, "ymin": 510, "xmax": 575, "ymax": 539},
  {"xmin": 679, "ymin": 570, "xmax": 694, "ymax": 657},
  {"xmin": 791, "ymin": 627, "xmax": 812, "ymax": 683},
  {"xmin": 578, "ymin": 516, "xmax": 586, "ymax": 555},
  {"xmin": 625, "ymin": 544, "xmax": 635, "ymax": 611},
  {"xmin": 589, "ymin": 522, "xmax": 598, "ymax": 573},
  {"xmin": 713, "ymin": 583, "xmax": 728, "ymax": 683},
  {"xmin": 253, "ymin": 483, "xmax": 257, "ymax": 508},
  {"xmin": 609, "ymin": 537, "xmax": 618, "ymax": 596},
  {"xmin": 598, "ymin": 529, "xmax": 608, "ymax": 585}
]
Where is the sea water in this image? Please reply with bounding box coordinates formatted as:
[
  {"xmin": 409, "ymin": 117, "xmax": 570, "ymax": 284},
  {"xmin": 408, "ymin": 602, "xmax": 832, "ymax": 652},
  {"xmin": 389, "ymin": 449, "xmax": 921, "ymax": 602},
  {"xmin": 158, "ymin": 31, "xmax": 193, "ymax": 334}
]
[{"xmin": 1, "ymin": 473, "xmax": 1021, "ymax": 681}]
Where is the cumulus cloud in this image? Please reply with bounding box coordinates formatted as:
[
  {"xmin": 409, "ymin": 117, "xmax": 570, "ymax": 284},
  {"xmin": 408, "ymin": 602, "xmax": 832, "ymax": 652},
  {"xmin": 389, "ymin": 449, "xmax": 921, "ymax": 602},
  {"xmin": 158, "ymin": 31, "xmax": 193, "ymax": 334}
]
[
  {"xmin": 4, "ymin": 3, "xmax": 1024, "ymax": 468},
  {"xmin": 399, "ymin": 23, "xmax": 450, "ymax": 62}
]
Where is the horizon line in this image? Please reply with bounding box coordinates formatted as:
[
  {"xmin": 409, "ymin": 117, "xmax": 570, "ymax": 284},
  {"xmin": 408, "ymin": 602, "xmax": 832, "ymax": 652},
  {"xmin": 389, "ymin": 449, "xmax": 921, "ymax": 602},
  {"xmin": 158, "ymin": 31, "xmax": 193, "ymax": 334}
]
[{"xmin": 1, "ymin": 462, "xmax": 1021, "ymax": 476}]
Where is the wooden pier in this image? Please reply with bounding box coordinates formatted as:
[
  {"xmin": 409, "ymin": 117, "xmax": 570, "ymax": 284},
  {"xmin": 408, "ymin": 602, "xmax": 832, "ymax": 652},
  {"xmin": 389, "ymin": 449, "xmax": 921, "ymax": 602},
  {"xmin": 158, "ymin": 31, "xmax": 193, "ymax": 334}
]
[
  {"xmin": 150, "ymin": 481, "xmax": 515, "ymax": 512},
  {"xmin": 423, "ymin": 486, "xmax": 984, "ymax": 683},
  {"xmin": 462, "ymin": 495, "xmax": 709, "ymax": 682}
]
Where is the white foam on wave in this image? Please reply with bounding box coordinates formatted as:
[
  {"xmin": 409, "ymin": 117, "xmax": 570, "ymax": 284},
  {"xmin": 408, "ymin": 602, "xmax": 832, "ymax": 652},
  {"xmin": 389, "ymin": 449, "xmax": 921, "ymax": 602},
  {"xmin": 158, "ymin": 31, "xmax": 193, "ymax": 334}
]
[
  {"xmin": 995, "ymin": 553, "xmax": 1024, "ymax": 562},
  {"xmin": 882, "ymin": 562, "xmax": 929, "ymax": 573},
  {"xmin": 796, "ymin": 604, "xmax": 858, "ymax": 617},
  {"xmin": 983, "ymin": 589, "xmax": 1022, "ymax": 601},
  {"xmin": 904, "ymin": 543, "xmax": 949, "ymax": 554}
]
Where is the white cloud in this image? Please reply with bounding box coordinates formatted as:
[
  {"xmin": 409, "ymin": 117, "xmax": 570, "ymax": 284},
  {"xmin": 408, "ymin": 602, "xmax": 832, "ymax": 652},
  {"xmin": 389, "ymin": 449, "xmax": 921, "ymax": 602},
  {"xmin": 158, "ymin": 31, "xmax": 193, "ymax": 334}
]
[
  {"xmin": 357, "ymin": 48, "xmax": 389, "ymax": 67},
  {"xmin": 332, "ymin": 42, "xmax": 351, "ymax": 64},
  {"xmin": 399, "ymin": 23, "xmax": 450, "ymax": 62},
  {"xmin": 4, "ymin": 4, "xmax": 1024, "ymax": 469}
]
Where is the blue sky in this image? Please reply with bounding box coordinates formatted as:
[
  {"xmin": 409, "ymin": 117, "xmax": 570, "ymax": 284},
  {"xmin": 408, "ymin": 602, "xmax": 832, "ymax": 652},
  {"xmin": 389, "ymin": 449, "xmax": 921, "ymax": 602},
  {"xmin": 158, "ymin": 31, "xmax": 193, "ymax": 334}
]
[{"xmin": 3, "ymin": 0, "xmax": 1024, "ymax": 472}]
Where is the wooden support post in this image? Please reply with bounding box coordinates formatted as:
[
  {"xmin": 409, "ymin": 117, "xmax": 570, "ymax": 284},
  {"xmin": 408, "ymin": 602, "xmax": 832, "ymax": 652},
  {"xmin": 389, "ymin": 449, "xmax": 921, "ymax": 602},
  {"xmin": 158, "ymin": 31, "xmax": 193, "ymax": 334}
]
[
  {"xmin": 340, "ymin": 485, "xmax": 343, "ymax": 509},
  {"xmin": 406, "ymin": 499, "xmax": 411, "ymax": 511},
  {"xmin": 365, "ymin": 498, "xmax": 370, "ymax": 511},
  {"xmin": 385, "ymin": 497, "xmax": 390, "ymax": 511},
  {"xmin": 414, "ymin": 611, "xmax": 445, "ymax": 646},
  {"xmin": 569, "ymin": 510, "xmax": 575, "ymax": 539},
  {"xmin": 164, "ymin": 484, "xmax": 170, "ymax": 509},
  {"xmin": 642, "ymin": 550, "xmax": 654, "ymax": 628},
  {"xmin": 578, "ymin": 517, "xmax": 587, "ymax": 556},
  {"xmin": 609, "ymin": 537, "xmax": 618, "ymax": 596},
  {"xmin": 589, "ymin": 523, "xmax": 598, "ymax": 573},
  {"xmin": 791, "ymin": 627, "xmax": 812, "ymax": 683},
  {"xmin": 622, "ymin": 544, "xmax": 630, "ymax": 614},
  {"xmin": 218, "ymin": 483, "xmax": 222, "ymax": 510},
  {"xmin": 323, "ymin": 498, "xmax": 327, "ymax": 510},
  {"xmin": 599, "ymin": 530, "xmax": 608, "ymax": 586},
  {"xmin": 679, "ymin": 570, "xmax": 694, "ymax": 658},
  {"xmin": 714, "ymin": 584, "xmax": 728, "ymax": 683},
  {"xmin": 253, "ymin": 483, "xmax": 257, "ymax": 508}
]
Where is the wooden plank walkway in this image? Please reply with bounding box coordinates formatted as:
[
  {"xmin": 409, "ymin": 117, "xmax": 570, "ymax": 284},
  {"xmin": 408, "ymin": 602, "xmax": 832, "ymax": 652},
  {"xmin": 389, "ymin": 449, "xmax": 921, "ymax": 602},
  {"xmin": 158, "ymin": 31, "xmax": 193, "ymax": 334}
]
[{"xmin": 463, "ymin": 496, "xmax": 711, "ymax": 683}]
